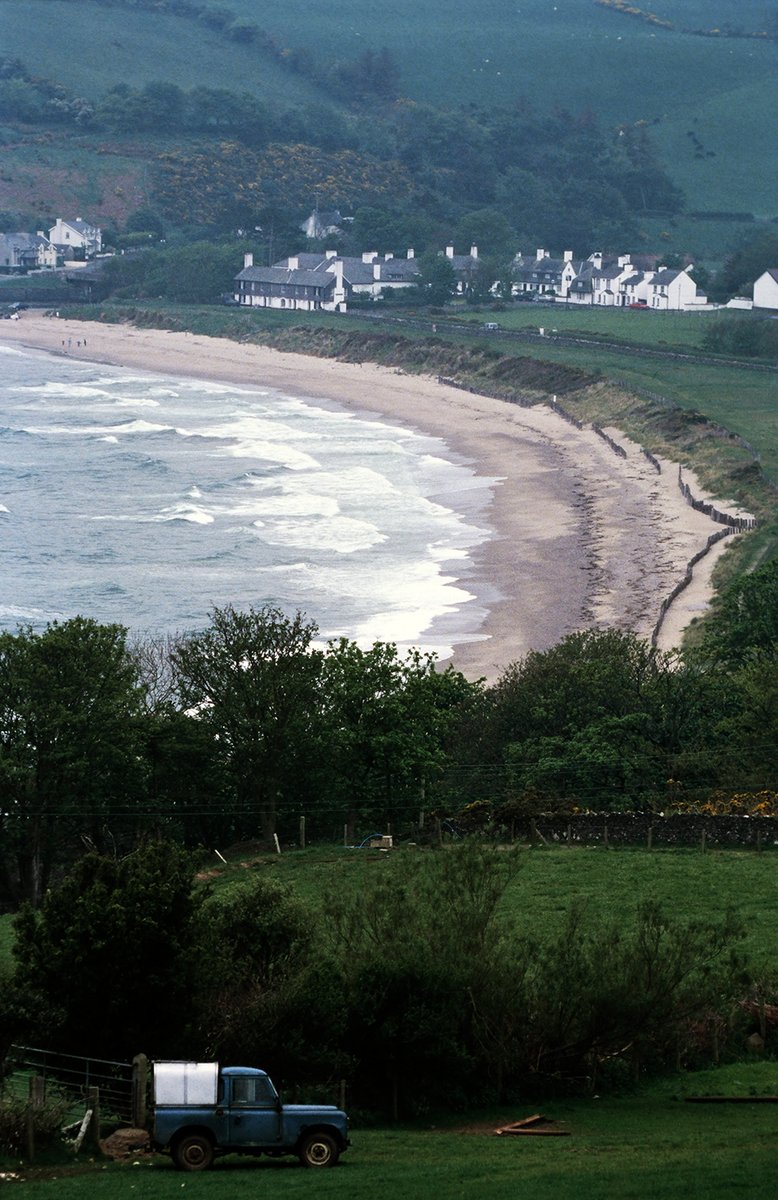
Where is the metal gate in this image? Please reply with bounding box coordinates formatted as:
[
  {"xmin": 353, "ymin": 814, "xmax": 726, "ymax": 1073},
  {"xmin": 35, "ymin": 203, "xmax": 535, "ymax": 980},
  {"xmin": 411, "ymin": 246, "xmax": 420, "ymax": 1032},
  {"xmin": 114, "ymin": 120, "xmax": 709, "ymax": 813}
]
[{"xmin": 5, "ymin": 1045, "xmax": 136, "ymax": 1123}]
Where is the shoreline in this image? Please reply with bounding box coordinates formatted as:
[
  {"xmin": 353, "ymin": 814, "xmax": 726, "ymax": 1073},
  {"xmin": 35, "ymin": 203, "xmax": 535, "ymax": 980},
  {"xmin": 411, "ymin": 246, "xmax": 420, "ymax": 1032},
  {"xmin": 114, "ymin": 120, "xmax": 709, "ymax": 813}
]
[{"xmin": 0, "ymin": 315, "xmax": 748, "ymax": 681}]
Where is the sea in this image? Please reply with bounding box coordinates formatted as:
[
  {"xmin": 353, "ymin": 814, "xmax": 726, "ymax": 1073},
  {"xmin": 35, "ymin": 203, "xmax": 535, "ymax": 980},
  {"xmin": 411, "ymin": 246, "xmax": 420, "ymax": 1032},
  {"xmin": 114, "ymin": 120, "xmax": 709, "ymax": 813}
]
[{"xmin": 0, "ymin": 343, "xmax": 497, "ymax": 657}]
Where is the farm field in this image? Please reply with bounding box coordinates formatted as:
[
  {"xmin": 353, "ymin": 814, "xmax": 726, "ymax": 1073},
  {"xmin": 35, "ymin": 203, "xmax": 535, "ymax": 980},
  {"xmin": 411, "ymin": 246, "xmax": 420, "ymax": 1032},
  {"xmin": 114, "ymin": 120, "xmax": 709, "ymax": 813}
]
[
  {"xmin": 3, "ymin": 842, "xmax": 778, "ymax": 973},
  {"xmin": 6, "ymin": 1064, "xmax": 778, "ymax": 1200}
]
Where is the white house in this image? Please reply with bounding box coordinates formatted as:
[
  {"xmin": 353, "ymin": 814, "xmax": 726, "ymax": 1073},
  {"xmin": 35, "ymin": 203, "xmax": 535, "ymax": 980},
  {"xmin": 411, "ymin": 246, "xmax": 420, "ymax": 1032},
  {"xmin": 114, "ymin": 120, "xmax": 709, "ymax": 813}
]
[
  {"xmin": 272, "ymin": 248, "xmax": 421, "ymax": 298},
  {"xmin": 234, "ymin": 252, "xmax": 347, "ymax": 311},
  {"xmin": 646, "ymin": 265, "xmax": 707, "ymax": 311},
  {"xmin": 48, "ymin": 218, "xmax": 102, "ymax": 258},
  {"xmin": 512, "ymin": 248, "xmax": 578, "ymax": 296},
  {"xmin": 753, "ymin": 269, "xmax": 778, "ymax": 310}
]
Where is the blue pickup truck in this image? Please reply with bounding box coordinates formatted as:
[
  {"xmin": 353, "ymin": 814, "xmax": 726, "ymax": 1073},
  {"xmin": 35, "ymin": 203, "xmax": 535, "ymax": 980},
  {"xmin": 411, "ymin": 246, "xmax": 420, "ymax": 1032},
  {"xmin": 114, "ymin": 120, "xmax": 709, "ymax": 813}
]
[{"xmin": 151, "ymin": 1062, "xmax": 350, "ymax": 1170}]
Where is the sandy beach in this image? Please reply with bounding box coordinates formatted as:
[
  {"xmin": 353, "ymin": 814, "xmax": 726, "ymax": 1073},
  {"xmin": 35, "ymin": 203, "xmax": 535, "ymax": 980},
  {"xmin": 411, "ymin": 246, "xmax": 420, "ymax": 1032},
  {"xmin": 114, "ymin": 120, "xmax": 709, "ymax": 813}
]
[{"xmin": 0, "ymin": 315, "xmax": 751, "ymax": 681}]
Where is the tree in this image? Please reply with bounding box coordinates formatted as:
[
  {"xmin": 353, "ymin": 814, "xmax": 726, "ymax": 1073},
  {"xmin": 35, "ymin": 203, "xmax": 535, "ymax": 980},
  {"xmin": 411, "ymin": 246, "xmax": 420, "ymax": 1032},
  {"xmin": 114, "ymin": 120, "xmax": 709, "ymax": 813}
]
[
  {"xmin": 171, "ymin": 606, "xmax": 323, "ymax": 841},
  {"xmin": 191, "ymin": 876, "xmax": 345, "ymax": 1081},
  {"xmin": 11, "ymin": 843, "xmax": 199, "ymax": 1058},
  {"xmin": 318, "ymin": 640, "xmax": 481, "ymax": 828},
  {"xmin": 713, "ymin": 231, "xmax": 778, "ymax": 300},
  {"xmin": 414, "ymin": 250, "xmax": 457, "ymax": 306},
  {"xmin": 0, "ymin": 619, "xmax": 146, "ymax": 907}
]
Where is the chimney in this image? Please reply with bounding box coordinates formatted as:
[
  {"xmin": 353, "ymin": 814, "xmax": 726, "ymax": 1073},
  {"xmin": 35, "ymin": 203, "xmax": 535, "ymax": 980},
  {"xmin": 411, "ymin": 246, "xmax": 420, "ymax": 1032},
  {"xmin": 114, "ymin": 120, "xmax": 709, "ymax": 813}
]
[
  {"xmin": 362, "ymin": 251, "xmax": 378, "ymax": 263},
  {"xmin": 446, "ymin": 245, "xmax": 454, "ymax": 258},
  {"xmin": 591, "ymin": 251, "xmax": 603, "ymax": 269},
  {"xmin": 564, "ymin": 250, "xmax": 573, "ymax": 263},
  {"xmin": 618, "ymin": 254, "xmax": 631, "ymax": 268},
  {"xmin": 470, "ymin": 245, "xmax": 478, "ymax": 260},
  {"xmin": 288, "ymin": 256, "xmax": 299, "ymax": 270},
  {"xmin": 243, "ymin": 252, "xmax": 254, "ymax": 269},
  {"xmin": 373, "ymin": 262, "xmax": 382, "ymax": 281},
  {"xmin": 407, "ymin": 248, "xmax": 415, "ymax": 259},
  {"xmin": 325, "ymin": 249, "xmax": 338, "ymax": 259},
  {"xmin": 384, "ymin": 251, "xmax": 394, "ymax": 261},
  {"xmin": 536, "ymin": 248, "xmax": 546, "ymax": 261}
]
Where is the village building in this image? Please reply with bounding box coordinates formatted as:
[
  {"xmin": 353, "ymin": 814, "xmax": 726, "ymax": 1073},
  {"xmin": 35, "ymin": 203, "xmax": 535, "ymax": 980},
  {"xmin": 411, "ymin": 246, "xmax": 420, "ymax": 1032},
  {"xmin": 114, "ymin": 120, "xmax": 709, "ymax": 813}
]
[
  {"xmin": 48, "ymin": 218, "xmax": 102, "ymax": 259},
  {"xmin": 234, "ymin": 253, "xmax": 347, "ymax": 311},
  {"xmin": 512, "ymin": 248, "xmax": 579, "ymax": 297},
  {"xmin": 753, "ymin": 269, "xmax": 778, "ymax": 310},
  {"xmin": 0, "ymin": 232, "xmax": 57, "ymax": 271}
]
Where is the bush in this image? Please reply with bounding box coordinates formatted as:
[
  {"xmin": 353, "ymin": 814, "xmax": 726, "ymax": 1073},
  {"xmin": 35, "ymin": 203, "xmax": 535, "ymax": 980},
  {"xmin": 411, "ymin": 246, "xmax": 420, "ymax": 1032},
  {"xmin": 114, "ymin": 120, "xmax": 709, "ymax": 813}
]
[{"xmin": 0, "ymin": 1086, "xmax": 71, "ymax": 1156}]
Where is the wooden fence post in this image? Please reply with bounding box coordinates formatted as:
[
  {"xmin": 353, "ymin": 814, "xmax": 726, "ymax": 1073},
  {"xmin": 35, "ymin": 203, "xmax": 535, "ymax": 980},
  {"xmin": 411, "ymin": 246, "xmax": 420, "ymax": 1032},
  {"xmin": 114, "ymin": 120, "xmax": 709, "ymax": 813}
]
[
  {"xmin": 647, "ymin": 825, "xmax": 653, "ymax": 852},
  {"xmin": 299, "ymin": 815, "xmax": 306, "ymax": 850},
  {"xmin": 131, "ymin": 1054, "xmax": 148, "ymax": 1130},
  {"xmin": 603, "ymin": 820, "xmax": 609, "ymax": 849},
  {"xmin": 86, "ymin": 1086, "xmax": 100, "ymax": 1151},
  {"xmin": 26, "ymin": 1075, "xmax": 45, "ymax": 1161}
]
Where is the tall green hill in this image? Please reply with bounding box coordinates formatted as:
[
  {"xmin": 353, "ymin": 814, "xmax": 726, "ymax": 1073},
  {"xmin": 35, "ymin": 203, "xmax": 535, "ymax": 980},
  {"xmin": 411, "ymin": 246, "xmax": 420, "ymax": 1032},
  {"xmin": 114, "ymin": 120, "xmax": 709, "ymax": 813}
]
[{"xmin": 1, "ymin": 0, "xmax": 775, "ymax": 222}]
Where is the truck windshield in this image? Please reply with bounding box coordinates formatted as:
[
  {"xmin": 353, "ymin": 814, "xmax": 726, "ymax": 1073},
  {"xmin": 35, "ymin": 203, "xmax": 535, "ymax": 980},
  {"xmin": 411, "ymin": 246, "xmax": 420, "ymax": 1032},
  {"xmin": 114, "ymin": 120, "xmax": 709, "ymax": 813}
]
[{"xmin": 231, "ymin": 1076, "xmax": 278, "ymax": 1106}]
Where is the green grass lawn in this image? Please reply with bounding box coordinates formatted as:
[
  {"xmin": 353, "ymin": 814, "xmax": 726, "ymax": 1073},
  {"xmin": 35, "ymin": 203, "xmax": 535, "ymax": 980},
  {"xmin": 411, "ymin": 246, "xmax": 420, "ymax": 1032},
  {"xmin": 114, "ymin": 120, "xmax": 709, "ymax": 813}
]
[{"xmin": 8, "ymin": 1065, "xmax": 778, "ymax": 1199}]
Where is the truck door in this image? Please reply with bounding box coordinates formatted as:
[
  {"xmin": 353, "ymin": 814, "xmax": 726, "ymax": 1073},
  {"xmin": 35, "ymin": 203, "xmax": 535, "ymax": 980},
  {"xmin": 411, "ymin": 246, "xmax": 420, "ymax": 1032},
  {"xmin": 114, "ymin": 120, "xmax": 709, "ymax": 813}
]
[{"xmin": 228, "ymin": 1075, "xmax": 281, "ymax": 1146}]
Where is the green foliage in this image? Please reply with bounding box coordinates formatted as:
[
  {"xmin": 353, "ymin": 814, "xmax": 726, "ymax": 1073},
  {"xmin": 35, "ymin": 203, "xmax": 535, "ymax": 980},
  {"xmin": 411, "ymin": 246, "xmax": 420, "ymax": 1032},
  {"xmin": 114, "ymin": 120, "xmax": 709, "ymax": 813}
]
[
  {"xmin": 697, "ymin": 556, "xmax": 778, "ymax": 667},
  {"xmin": 0, "ymin": 1086, "xmax": 71, "ymax": 1156},
  {"xmin": 171, "ymin": 605, "xmax": 322, "ymax": 840},
  {"xmin": 192, "ymin": 876, "xmax": 346, "ymax": 1080},
  {"xmin": 414, "ymin": 252, "xmax": 457, "ymax": 306},
  {"xmin": 713, "ymin": 230, "xmax": 778, "ymax": 299},
  {"xmin": 0, "ymin": 618, "xmax": 146, "ymax": 907},
  {"xmin": 702, "ymin": 316, "xmax": 778, "ymax": 359},
  {"xmin": 11, "ymin": 842, "xmax": 199, "ymax": 1059}
]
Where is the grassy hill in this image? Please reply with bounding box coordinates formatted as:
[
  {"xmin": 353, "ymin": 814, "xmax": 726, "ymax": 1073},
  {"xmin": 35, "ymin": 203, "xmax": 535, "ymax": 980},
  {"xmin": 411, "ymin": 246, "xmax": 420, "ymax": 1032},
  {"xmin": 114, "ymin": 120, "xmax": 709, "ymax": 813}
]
[
  {"xmin": 1, "ymin": 0, "xmax": 775, "ymax": 221},
  {"xmin": 220, "ymin": 0, "xmax": 778, "ymax": 216}
]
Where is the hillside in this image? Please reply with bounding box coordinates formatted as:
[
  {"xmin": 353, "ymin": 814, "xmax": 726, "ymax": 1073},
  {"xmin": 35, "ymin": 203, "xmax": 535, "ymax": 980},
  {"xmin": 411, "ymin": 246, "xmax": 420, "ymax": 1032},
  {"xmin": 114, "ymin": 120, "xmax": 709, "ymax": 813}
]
[
  {"xmin": 230, "ymin": 0, "xmax": 777, "ymax": 215},
  {"xmin": 0, "ymin": 0, "xmax": 775, "ymax": 224}
]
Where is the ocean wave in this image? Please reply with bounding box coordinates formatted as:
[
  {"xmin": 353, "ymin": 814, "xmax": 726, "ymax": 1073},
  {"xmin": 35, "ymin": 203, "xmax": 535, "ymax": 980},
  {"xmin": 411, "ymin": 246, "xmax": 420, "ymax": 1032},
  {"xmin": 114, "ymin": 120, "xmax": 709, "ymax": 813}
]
[{"xmin": 252, "ymin": 514, "xmax": 384, "ymax": 553}]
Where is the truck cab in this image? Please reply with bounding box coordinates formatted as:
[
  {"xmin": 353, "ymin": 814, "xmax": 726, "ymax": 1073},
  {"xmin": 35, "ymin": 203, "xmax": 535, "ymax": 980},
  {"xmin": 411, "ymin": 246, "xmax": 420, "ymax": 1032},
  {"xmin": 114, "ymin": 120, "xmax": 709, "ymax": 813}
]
[{"xmin": 151, "ymin": 1062, "xmax": 349, "ymax": 1170}]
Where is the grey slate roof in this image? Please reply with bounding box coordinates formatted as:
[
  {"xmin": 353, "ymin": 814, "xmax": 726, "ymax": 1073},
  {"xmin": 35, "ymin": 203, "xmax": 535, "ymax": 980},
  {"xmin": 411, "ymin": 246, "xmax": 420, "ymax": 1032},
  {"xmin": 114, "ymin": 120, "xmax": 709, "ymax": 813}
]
[
  {"xmin": 236, "ymin": 266, "xmax": 336, "ymax": 288},
  {"xmin": 649, "ymin": 269, "xmax": 683, "ymax": 286}
]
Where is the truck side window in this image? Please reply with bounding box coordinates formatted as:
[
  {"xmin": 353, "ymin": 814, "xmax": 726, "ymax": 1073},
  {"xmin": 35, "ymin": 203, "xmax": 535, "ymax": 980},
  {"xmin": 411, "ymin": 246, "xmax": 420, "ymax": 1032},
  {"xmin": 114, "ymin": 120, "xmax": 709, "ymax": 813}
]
[{"xmin": 232, "ymin": 1077, "xmax": 277, "ymax": 1106}]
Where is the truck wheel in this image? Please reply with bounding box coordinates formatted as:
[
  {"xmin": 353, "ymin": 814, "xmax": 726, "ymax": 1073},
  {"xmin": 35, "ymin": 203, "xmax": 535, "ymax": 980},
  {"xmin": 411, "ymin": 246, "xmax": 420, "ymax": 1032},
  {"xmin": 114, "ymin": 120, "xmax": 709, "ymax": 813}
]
[
  {"xmin": 298, "ymin": 1131, "xmax": 340, "ymax": 1168},
  {"xmin": 172, "ymin": 1134, "xmax": 215, "ymax": 1171}
]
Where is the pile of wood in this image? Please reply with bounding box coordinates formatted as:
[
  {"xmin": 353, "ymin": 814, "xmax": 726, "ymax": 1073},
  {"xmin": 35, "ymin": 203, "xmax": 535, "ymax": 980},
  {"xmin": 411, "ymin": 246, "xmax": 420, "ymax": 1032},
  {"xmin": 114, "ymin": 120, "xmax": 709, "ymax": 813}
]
[{"xmin": 495, "ymin": 1114, "xmax": 570, "ymax": 1137}]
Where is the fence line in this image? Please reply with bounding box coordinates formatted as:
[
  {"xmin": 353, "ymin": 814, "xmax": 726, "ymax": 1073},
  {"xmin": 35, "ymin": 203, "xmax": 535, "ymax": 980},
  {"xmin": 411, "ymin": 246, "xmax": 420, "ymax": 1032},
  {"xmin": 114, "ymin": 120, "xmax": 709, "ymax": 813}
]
[
  {"xmin": 5, "ymin": 1045, "xmax": 136, "ymax": 1122},
  {"xmin": 677, "ymin": 466, "xmax": 757, "ymax": 532}
]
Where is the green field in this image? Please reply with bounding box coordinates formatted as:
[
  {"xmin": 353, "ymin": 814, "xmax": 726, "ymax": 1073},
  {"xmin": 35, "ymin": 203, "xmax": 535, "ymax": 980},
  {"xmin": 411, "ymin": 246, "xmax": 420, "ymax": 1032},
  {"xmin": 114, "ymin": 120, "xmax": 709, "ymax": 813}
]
[
  {"xmin": 7, "ymin": 1077, "xmax": 778, "ymax": 1200},
  {"xmin": 6, "ymin": 843, "xmax": 777, "ymax": 976}
]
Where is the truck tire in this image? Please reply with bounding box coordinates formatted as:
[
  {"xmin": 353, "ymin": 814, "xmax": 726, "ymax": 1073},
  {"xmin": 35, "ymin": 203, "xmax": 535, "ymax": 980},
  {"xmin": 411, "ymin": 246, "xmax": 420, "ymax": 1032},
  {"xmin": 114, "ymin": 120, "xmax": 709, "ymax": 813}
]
[
  {"xmin": 172, "ymin": 1133, "xmax": 215, "ymax": 1171},
  {"xmin": 297, "ymin": 1131, "xmax": 340, "ymax": 1168}
]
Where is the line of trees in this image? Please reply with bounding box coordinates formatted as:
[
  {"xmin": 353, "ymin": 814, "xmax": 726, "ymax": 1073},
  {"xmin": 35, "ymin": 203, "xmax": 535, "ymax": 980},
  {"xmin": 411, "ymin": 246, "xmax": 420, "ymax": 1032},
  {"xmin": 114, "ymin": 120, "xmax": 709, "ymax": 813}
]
[{"xmin": 1, "ymin": 556, "xmax": 778, "ymax": 910}]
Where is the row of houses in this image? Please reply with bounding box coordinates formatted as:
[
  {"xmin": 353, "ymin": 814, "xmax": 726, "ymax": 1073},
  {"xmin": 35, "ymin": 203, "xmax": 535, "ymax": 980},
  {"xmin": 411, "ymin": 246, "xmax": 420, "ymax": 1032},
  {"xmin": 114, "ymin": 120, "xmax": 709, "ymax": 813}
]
[
  {"xmin": 0, "ymin": 219, "xmax": 102, "ymax": 271},
  {"xmin": 233, "ymin": 243, "xmax": 710, "ymax": 313}
]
